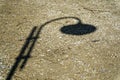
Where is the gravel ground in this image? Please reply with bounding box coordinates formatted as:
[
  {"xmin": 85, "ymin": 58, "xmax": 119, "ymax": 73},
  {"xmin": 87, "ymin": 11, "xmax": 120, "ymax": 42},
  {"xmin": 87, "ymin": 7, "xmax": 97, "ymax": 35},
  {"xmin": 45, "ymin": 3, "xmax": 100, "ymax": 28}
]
[{"xmin": 0, "ymin": 0, "xmax": 120, "ymax": 80}]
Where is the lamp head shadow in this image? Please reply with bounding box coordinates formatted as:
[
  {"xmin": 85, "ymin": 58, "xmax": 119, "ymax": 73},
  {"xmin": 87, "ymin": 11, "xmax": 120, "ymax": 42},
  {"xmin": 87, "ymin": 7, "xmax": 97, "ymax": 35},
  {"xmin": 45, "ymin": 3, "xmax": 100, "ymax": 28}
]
[
  {"xmin": 60, "ymin": 18, "xmax": 97, "ymax": 35},
  {"xmin": 40, "ymin": 17, "xmax": 97, "ymax": 36}
]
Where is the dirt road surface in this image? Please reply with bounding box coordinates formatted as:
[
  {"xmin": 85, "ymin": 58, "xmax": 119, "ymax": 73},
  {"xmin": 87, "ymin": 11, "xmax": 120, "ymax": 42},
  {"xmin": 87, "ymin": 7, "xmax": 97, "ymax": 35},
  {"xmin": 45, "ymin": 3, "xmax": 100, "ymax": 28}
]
[{"xmin": 0, "ymin": 0, "xmax": 120, "ymax": 80}]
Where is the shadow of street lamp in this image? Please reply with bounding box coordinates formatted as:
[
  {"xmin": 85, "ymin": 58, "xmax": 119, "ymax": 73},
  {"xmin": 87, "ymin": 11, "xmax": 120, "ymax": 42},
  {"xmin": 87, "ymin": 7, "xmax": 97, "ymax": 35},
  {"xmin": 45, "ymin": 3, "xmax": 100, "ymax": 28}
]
[{"xmin": 6, "ymin": 16, "xmax": 96, "ymax": 80}]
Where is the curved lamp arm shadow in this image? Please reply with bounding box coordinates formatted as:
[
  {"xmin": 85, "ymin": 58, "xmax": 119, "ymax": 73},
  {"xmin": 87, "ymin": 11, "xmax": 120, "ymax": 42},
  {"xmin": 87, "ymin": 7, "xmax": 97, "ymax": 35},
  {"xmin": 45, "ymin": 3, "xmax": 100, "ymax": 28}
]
[{"xmin": 38, "ymin": 16, "xmax": 97, "ymax": 36}]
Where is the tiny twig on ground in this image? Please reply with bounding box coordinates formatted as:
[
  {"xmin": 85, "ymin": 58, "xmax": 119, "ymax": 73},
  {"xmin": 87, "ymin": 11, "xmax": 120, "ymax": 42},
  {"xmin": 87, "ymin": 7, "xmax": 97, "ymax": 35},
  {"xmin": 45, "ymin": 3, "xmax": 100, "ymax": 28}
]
[{"xmin": 80, "ymin": 4, "xmax": 110, "ymax": 13}]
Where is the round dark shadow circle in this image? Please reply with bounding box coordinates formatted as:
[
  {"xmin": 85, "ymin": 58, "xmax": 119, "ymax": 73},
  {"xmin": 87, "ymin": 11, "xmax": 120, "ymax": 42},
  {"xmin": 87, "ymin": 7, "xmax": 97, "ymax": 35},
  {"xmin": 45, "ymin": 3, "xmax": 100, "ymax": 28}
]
[{"xmin": 60, "ymin": 23, "xmax": 96, "ymax": 35}]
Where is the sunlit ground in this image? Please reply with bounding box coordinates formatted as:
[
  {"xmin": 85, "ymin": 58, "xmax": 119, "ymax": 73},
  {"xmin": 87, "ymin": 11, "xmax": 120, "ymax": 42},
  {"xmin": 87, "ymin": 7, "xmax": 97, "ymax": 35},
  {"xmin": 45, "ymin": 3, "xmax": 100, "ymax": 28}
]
[{"xmin": 0, "ymin": 0, "xmax": 120, "ymax": 80}]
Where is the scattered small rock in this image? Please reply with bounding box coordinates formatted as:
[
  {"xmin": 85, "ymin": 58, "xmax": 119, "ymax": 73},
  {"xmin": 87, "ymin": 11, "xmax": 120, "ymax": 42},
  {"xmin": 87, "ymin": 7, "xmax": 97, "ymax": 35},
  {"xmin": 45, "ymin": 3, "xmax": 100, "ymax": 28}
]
[{"xmin": 91, "ymin": 40, "xmax": 100, "ymax": 42}]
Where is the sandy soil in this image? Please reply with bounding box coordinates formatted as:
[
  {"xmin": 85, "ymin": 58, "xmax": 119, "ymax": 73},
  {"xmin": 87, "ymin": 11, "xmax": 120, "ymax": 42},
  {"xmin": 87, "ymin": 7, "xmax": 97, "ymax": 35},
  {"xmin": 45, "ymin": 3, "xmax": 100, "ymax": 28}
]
[{"xmin": 0, "ymin": 0, "xmax": 120, "ymax": 80}]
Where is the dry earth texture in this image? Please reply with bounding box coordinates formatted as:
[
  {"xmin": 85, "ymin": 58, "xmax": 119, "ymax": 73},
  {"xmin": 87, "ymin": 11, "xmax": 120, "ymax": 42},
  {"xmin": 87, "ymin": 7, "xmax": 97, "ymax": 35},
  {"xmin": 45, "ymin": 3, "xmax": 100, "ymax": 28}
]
[{"xmin": 0, "ymin": 0, "xmax": 120, "ymax": 80}]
